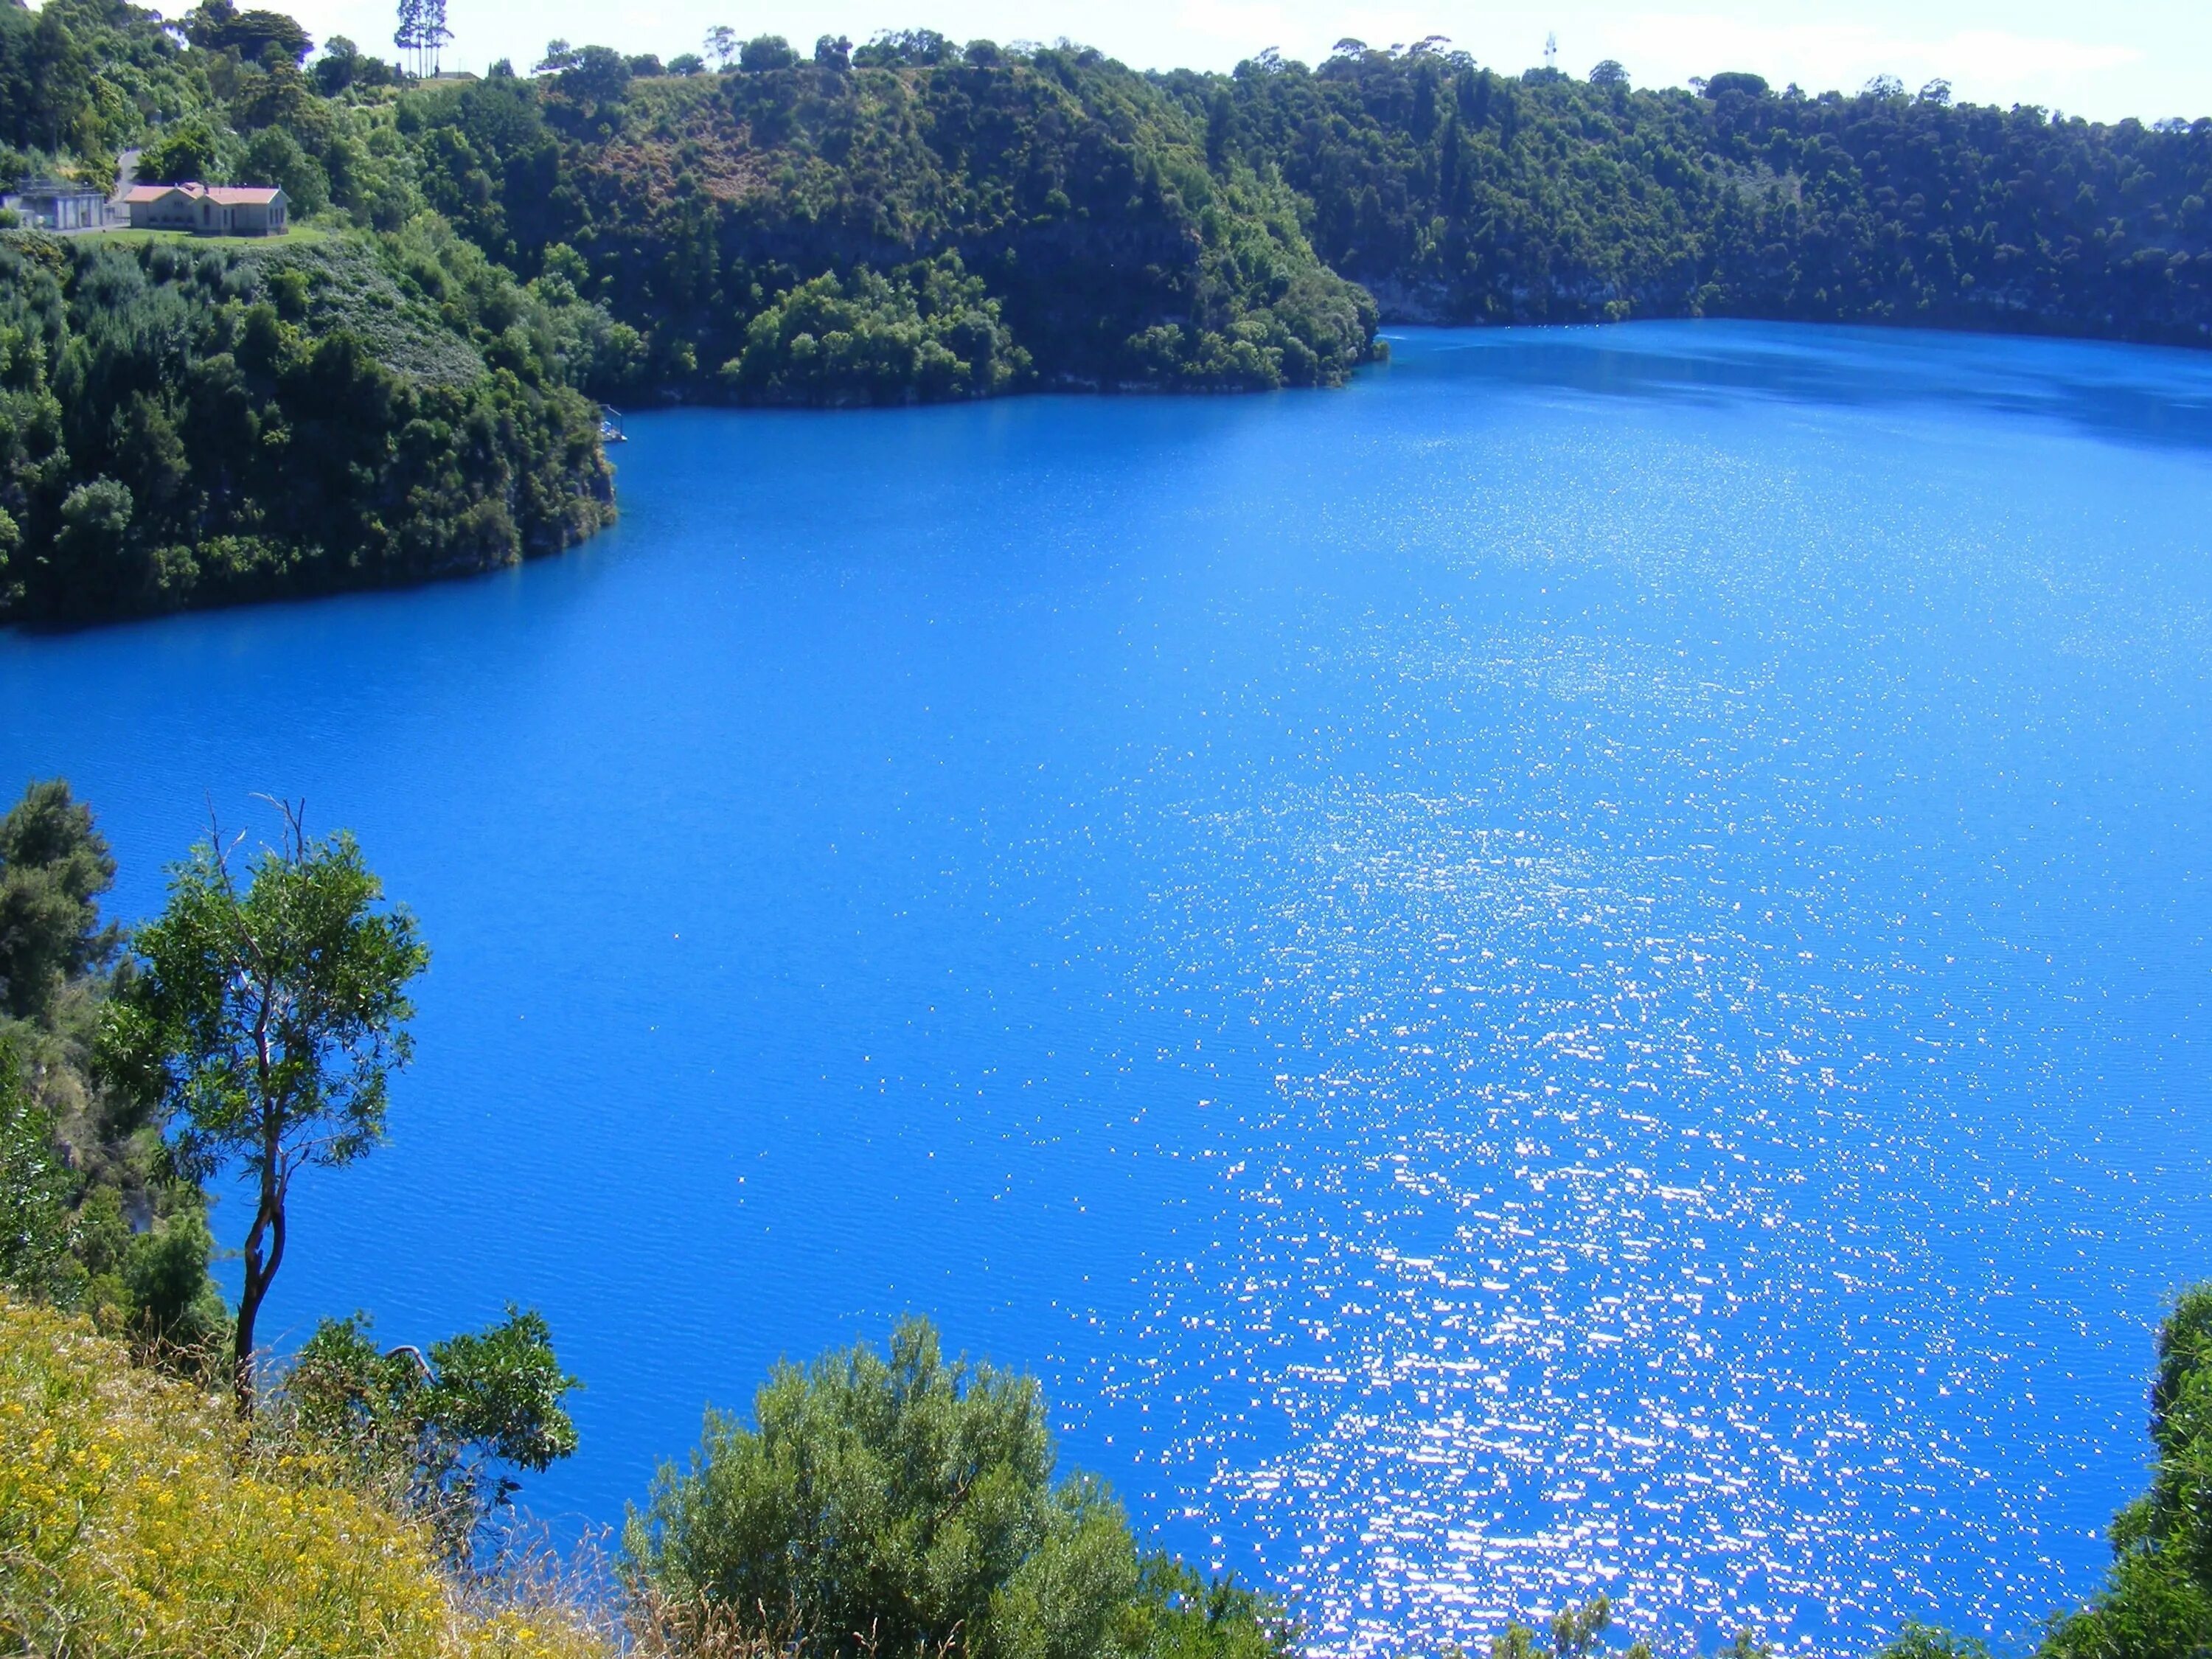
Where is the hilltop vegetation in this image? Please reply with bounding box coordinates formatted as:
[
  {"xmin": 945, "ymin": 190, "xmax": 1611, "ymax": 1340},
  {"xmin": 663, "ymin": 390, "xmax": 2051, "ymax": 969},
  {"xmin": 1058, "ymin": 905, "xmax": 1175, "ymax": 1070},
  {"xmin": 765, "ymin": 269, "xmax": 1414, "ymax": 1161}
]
[
  {"xmin": 0, "ymin": 225, "xmax": 613, "ymax": 625},
  {"xmin": 397, "ymin": 44, "xmax": 1380, "ymax": 396},
  {"xmin": 1191, "ymin": 51, "xmax": 2212, "ymax": 342}
]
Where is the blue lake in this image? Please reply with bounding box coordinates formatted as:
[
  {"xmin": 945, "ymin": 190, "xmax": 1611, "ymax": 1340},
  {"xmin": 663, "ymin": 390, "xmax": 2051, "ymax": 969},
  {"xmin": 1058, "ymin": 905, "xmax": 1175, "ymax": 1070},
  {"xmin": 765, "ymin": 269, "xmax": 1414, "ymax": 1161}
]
[{"xmin": 7, "ymin": 321, "xmax": 2212, "ymax": 1655}]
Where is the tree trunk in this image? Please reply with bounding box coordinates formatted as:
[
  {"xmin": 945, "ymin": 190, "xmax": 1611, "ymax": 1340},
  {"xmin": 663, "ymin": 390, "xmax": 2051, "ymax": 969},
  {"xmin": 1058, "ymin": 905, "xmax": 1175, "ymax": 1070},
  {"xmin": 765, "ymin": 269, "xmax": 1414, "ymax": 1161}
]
[{"xmin": 232, "ymin": 1139, "xmax": 288, "ymax": 1416}]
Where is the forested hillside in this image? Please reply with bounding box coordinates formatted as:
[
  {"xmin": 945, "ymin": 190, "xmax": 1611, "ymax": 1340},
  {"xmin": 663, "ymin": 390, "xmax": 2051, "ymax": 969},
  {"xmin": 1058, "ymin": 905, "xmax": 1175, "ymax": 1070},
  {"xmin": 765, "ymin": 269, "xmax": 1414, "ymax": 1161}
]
[
  {"xmin": 4, "ymin": 0, "xmax": 2211, "ymax": 621},
  {"xmin": 397, "ymin": 42, "xmax": 1380, "ymax": 395},
  {"xmin": 0, "ymin": 231, "xmax": 613, "ymax": 622},
  {"xmin": 395, "ymin": 41, "xmax": 2212, "ymax": 390},
  {"xmin": 1189, "ymin": 52, "xmax": 2212, "ymax": 341}
]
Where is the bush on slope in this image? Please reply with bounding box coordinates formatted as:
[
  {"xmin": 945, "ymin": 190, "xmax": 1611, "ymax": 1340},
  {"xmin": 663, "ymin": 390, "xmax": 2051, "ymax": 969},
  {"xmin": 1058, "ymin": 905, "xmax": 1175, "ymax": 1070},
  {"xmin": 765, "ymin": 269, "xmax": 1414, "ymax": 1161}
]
[
  {"xmin": 0, "ymin": 226, "xmax": 614, "ymax": 623},
  {"xmin": 1192, "ymin": 46, "xmax": 2212, "ymax": 341},
  {"xmin": 396, "ymin": 49, "xmax": 1381, "ymax": 397},
  {"xmin": 2039, "ymin": 1286, "xmax": 2212, "ymax": 1657}
]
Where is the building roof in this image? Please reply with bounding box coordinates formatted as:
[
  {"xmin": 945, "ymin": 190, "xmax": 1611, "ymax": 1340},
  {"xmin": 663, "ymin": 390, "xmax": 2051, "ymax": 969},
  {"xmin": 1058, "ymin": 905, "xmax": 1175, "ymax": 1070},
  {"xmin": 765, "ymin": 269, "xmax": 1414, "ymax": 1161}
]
[
  {"xmin": 6, "ymin": 178, "xmax": 106, "ymax": 199},
  {"xmin": 123, "ymin": 181, "xmax": 284, "ymax": 205}
]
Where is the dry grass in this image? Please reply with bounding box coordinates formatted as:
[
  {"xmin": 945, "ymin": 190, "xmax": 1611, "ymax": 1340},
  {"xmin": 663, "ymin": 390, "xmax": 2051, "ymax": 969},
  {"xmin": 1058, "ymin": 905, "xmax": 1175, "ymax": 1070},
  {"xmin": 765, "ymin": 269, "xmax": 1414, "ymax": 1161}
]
[{"xmin": 0, "ymin": 1296, "xmax": 613, "ymax": 1659}]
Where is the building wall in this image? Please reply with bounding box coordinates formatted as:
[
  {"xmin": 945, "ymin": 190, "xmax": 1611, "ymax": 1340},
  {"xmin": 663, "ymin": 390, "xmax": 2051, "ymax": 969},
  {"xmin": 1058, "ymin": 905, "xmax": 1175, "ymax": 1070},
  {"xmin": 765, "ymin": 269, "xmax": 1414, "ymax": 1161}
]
[
  {"xmin": 128, "ymin": 198, "xmax": 198, "ymax": 230},
  {"xmin": 4, "ymin": 192, "xmax": 106, "ymax": 229},
  {"xmin": 124, "ymin": 191, "xmax": 287, "ymax": 234}
]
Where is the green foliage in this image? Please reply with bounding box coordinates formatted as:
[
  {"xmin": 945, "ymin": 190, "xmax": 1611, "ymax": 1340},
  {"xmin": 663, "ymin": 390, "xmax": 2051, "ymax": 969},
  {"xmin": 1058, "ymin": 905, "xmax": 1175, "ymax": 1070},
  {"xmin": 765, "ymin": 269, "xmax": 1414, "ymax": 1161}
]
[
  {"xmin": 182, "ymin": 0, "xmax": 312, "ymax": 67},
  {"xmin": 625, "ymin": 1317, "xmax": 1295, "ymax": 1659},
  {"xmin": 739, "ymin": 35, "xmax": 799, "ymax": 73},
  {"xmin": 100, "ymin": 802, "xmax": 429, "ymax": 1401},
  {"xmin": 1119, "ymin": 1557, "xmax": 1293, "ymax": 1659},
  {"xmin": 0, "ymin": 1043, "xmax": 73, "ymax": 1302},
  {"xmin": 0, "ymin": 229, "xmax": 615, "ymax": 623},
  {"xmin": 0, "ymin": 779, "xmax": 119, "ymax": 1024},
  {"xmin": 0, "ymin": 779, "xmax": 223, "ymax": 1359},
  {"xmin": 0, "ymin": 0, "xmax": 207, "ymax": 164},
  {"xmin": 280, "ymin": 1305, "xmax": 580, "ymax": 1554},
  {"xmin": 136, "ymin": 114, "xmax": 230, "ymax": 183},
  {"xmin": 312, "ymin": 35, "xmax": 400, "ymax": 96},
  {"xmin": 724, "ymin": 256, "xmax": 1029, "ymax": 405},
  {"xmin": 397, "ymin": 46, "xmax": 1380, "ymax": 394},
  {"xmin": 1201, "ymin": 46, "xmax": 2212, "ymax": 341},
  {"xmin": 2039, "ymin": 1285, "xmax": 2212, "ymax": 1657},
  {"xmin": 1873, "ymin": 1624, "xmax": 1988, "ymax": 1659},
  {"xmin": 238, "ymin": 122, "xmax": 329, "ymax": 212},
  {"xmin": 71, "ymin": 1183, "xmax": 229, "ymax": 1349},
  {"xmin": 1484, "ymin": 1598, "xmax": 1654, "ymax": 1659}
]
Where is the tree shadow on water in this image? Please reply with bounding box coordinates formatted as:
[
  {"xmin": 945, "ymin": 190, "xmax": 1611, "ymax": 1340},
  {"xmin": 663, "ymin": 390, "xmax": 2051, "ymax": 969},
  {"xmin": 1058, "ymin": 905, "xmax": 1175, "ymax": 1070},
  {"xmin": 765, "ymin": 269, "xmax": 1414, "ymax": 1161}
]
[{"xmin": 1388, "ymin": 321, "xmax": 2212, "ymax": 458}]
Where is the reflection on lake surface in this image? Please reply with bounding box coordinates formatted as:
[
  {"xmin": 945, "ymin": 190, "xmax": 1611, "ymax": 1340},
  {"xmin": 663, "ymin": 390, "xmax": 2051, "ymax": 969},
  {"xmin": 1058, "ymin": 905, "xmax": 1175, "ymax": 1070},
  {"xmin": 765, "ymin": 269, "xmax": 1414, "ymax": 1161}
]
[{"xmin": 7, "ymin": 321, "xmax": 2212, "ymax": 1654}]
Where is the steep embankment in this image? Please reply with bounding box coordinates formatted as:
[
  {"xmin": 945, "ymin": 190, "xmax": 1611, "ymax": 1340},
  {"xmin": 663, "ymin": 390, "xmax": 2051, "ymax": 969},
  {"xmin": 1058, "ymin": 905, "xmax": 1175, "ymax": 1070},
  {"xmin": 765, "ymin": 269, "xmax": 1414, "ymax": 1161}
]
[
  {"xmin": 1183, "ymin": 52, "xmax": 2212, "ymax": 342},
  {"xmin": 416, "ymin": 45, "xmax": 2211, "ymax": 364},
  {"xmin": 0, "ymin": 227, "xmax": 613, "ymax": 624},
  {"xmin": 398, "ymin": 48, "xmax": 1381, "ymax": 399}
]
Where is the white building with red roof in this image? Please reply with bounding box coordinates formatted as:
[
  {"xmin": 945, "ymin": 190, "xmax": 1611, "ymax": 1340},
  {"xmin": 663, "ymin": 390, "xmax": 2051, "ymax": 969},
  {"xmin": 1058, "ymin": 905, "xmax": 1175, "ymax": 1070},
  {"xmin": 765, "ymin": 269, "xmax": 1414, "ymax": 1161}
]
[{"xmin": 123, "ymin": 181, "xmax": 289, "ymax": 236}]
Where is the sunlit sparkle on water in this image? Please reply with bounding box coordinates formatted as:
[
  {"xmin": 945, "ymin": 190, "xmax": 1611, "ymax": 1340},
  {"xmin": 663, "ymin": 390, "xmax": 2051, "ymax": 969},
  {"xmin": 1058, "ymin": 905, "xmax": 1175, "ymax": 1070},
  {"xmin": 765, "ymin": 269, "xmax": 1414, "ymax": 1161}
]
[{"xmin": 6, "ymin": 323, "xmax": 2211, "ymax": 1655}]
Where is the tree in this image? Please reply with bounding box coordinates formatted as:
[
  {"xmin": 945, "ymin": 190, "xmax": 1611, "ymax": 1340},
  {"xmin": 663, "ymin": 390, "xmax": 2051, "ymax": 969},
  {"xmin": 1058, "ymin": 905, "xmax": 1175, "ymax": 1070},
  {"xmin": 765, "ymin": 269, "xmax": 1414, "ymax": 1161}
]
[
  {"xmin": 1700, "ymin": 71, "xmax": 1768, "ymax": 98},
  {"xmin": 0, "ymin": 779, "xmax": 121, "ymax": 1026},
  {"xmin": 184, "ymin": 0, "xmax": 313, "ymax": 64},
  {"xmin": 625, "ymin": 1317, "xmax": 1295, "ymax": 1659},
  {"xmin": 737, "ymin": 35, "xmax": 796, "ymax": 72},
  {"xmin": 0, "ymin": 1041, "xmax": 74, "ymax": 1301},
  {"xmin": 280, "ymin": 1304, "xmax": 580, "ymax": 1557},
  {"xmin": 238, "ymin": 125, "xmax": 328, "ymax": 213},
  {"xmin": 393, "ymin": 0, "xmax": 446, "ymax": 78},
  {"xmin": 99, "ymin": 804, "xmax": 428, "ymax": 1410},
  {"xmin": 135, "ymin": 116, "xmax": 226, "ymax": 184},
  {"xmin": 1588, "ymin": 60, "xmax": 1627, "ymax": 88},
  {"xmin": 313, "ymin": 33, "xmax": 362, "ymax": 91},
  {"xmin": 1872, "ymin": 1626, "xmax": 1988, "ymax": 1659},
  {"xmin": 703, "ymin": 24, "xmax": 737, "ymax": 69},
  {"xmin": 1488, "ymin": 1598, "xmax": 1655, "ymax": 1659},
  {"xmin": 419, "ymin": 0, "xmax": 449, "ymax": 77},
  {"xmin": 392, "ymin": 0, "xmax": 422, "ymax": 77},
  {"xmin": 2038, "ymin": 1285, "xmax": 2212, "ymax": 1655},
  {"xmin": 556, "ymin": 44, "xmax": 630, "ymax": 105}
]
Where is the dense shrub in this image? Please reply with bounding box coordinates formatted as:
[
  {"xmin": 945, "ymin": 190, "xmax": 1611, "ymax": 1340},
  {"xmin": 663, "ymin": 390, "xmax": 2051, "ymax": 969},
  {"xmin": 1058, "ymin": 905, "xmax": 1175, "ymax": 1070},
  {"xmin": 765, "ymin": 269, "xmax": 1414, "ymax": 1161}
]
[
  {"xmin": 0, "ymin": 781, "xmax": 226, "ymax": 1346},
  {"xmin": 0, "ymin": 229, "xmax": 614, "ymax": 622},
  {"xmin": 721, "ymin": 257, "xmax": 1029, "ymax": 405},
  {"xmin": 1195, "ymin": 44, "xmax": 2212, "ymax": 341},
  {"xmin": 625, "ymin": 1318, "xmax": 1295, "ymax": 1659},
  {"xmin": 2039, "ymin": 1286, "xmax": 2212, "ymax": 1655},
  {"xmin": 398, "ymin": 51, "xmax": 1381, "ymax": 394}
]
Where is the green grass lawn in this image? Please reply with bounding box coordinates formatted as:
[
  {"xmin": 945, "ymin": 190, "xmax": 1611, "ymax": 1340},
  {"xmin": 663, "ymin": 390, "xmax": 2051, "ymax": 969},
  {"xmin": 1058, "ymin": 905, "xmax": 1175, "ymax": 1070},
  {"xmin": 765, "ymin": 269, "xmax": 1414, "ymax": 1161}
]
[{"xmin": 86, "ymin": 224, "xmax": 331, "ymax": 248}]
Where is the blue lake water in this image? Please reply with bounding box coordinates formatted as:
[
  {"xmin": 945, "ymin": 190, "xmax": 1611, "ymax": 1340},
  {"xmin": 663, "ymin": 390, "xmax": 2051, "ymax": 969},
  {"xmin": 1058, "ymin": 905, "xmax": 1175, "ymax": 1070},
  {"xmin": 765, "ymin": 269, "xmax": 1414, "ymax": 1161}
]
[{"xmin": 7, "ymin": 321, "xmax": 2212, "ymax": 1655}]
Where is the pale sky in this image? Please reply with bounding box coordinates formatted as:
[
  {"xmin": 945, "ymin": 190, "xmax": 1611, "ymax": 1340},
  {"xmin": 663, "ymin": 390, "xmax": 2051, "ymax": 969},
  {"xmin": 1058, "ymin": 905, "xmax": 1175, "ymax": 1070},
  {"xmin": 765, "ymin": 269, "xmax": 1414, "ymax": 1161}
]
[{"xmin": 267, "ymin": 0, "xmax": 2208, "ymax": 122}]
